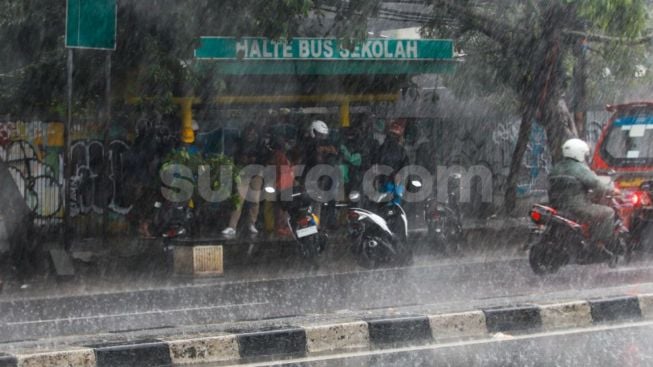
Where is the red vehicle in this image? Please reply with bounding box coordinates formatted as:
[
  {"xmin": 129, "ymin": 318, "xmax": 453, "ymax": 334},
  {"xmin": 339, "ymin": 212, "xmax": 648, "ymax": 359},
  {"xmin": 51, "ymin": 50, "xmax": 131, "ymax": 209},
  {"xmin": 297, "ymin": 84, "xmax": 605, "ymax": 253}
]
[{"xmin": 591, "ymin": 102, "xmax": 653, "ymax": 250}]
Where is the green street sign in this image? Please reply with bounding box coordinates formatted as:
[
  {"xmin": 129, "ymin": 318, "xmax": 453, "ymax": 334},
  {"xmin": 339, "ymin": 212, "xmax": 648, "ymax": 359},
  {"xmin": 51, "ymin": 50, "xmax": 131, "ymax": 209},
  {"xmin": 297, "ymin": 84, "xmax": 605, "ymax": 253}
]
[
  {"xmin": 66, "ymin": 0, "xmax": 117, "ymax": 50},
  {"xmin": 195, "ymin": 37, "xmax": 454, "ymax": 61}
]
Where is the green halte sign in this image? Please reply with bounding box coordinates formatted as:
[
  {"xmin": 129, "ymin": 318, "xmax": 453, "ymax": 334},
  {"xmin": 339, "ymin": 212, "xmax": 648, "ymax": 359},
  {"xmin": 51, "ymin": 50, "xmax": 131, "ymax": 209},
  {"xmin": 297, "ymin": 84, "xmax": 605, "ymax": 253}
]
[{"xmin": 195, "ymin": 37, "xmax": 453, "ymax": 61}]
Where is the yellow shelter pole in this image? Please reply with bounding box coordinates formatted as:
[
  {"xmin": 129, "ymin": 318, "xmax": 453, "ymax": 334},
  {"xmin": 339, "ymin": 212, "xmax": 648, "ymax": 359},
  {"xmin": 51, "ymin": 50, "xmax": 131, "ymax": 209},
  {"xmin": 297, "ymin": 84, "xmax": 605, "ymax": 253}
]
[
  {"xmin": 340, "ymin": 99, "xmax": 351, "ymax": 128},
  {"xmin": 180, "ymin": 98, "xmax": 194, "ymax": 143}
]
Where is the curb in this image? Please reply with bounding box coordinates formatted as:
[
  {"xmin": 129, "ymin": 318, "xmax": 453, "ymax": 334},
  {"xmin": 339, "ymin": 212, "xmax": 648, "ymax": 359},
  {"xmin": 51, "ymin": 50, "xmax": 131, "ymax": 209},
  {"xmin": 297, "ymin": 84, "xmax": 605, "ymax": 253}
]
[{"xmin": 2, "ymin": 294, "xmax": 651, "ymax": 366}]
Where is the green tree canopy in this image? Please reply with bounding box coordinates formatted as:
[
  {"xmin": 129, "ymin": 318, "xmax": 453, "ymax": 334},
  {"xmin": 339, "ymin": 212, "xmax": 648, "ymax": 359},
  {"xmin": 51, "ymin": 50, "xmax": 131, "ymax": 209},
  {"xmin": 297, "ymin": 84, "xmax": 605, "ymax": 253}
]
[
  {"xmin": 0, "ymin": 0, "xmax": 328, "ymax": 117},
  {"xmin": 417, "ymin": 0, "xmax": 650, "ymax": 210}
]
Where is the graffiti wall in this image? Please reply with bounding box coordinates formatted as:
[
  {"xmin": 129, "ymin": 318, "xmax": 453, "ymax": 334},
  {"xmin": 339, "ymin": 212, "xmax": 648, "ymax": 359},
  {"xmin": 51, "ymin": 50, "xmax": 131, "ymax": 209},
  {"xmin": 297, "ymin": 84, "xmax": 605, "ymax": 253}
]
[
  {"xmin": 0, "ymin": 120, "xmax": 134, "ymax": 234},
  {"xmin": 491, "ymin": 119, "xmax": 552, "ymax": 198},
  {"xmin": 433, "ymin": 115, "xmax": 552, "ymax": 216},
  {"xmin": 0, "ymin": 122, "xmax": 64, "ymax": 228},
  {"xmin": 69, "ymin": 139, "xmax": 132, "ymax": 216}
]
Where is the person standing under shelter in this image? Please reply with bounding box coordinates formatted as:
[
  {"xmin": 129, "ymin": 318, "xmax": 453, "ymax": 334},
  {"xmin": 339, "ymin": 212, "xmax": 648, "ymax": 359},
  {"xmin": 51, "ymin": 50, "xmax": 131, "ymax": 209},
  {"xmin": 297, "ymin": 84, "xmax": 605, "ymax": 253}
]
[
  {"xmin": 221, "ymin": 124, "xmax": 265, "ymax": 238},
  {"xmin": 268, "ymin": 135, "xmax": 295, "ymax": 237},
  {"xmin": 373, "ymin": 119, "xmax": 410, "ymax": 185}
]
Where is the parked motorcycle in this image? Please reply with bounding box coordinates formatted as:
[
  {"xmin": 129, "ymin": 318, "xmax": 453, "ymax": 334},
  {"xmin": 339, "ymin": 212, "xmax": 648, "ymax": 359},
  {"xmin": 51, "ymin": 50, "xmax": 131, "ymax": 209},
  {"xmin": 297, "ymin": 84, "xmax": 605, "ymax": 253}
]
[
  {"xmin": 527, "ymin": 180, "xmax": 632, "ymax": 274},
  {"xmin": 346, "ymin": 180, "xmax": 416, "ymax": 269},
  {"xmin": 425, "ymin": 174, "xmax": 464, "ymax": 253},
  {"xmin": 265, "ymin": 185, "xmax": 328, "ymax": 265},
  {"xmin": 151, "ymin": 199, "xmax": 193, "ymax": 240}
]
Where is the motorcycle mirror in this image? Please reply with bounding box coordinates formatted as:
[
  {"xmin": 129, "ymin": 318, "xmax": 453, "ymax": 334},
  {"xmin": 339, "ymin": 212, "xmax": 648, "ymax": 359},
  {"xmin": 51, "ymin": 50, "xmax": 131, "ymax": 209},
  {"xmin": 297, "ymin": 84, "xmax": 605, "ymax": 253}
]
[
  {"xmin": 264, "ymin": 186, "xmax": 276, "ymax": 194},
  {"xmin": 373, "ymin": 192, "xmax": 391, "ymax": 203},
  {"xmin": 349, "ymin": 191, "xmax": 361, "ymax": 202},
  {"xmin": 411, "ymin": 180, "xmax": 423, "ymax": 189}
]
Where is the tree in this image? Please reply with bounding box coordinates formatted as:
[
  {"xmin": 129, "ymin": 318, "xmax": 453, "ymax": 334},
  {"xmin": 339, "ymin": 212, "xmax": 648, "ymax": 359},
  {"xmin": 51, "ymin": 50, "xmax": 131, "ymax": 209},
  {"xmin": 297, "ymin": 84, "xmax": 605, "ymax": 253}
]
[
  {"xmin": 418, "ymin": 0, "xmax": 649, "ymax": 212},
  {"xmin": 0, "ymin": 0, "xmax": 319, "ymax": 118}
]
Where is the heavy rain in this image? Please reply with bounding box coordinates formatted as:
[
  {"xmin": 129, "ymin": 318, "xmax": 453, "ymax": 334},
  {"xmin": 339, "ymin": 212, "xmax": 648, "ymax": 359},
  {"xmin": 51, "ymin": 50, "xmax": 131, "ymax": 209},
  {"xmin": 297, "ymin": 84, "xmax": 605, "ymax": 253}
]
[{"xmin": 1, "ymin": 1, "xmax": 653, "ymax": 366}]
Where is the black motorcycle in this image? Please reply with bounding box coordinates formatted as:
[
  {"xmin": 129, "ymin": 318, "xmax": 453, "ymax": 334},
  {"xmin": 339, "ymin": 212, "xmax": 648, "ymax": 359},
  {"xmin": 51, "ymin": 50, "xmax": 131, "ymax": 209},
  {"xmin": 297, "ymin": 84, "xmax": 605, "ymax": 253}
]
[
  {"xmin": 266, "ymin": 185, "xmax": 328, "ymax": 265},
  {"xmin": 425, "ymin": 174, "xmax": 464, "ymax": 254},
  {"xmin": 151, "ymin": 199, "xmax": 193, "ymax": 239}
]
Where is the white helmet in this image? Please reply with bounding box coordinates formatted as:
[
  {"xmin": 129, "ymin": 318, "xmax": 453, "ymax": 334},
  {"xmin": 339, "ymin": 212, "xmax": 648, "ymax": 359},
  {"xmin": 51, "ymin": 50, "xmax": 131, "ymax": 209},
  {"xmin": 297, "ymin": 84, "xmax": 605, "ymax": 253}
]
[
  {"xmin": 562, "ymin": 138, "xmax": 590, "ymax": 162},
  {"xmin": 310, "ymin": 120, "xmax": 329, "ymax": 138}
]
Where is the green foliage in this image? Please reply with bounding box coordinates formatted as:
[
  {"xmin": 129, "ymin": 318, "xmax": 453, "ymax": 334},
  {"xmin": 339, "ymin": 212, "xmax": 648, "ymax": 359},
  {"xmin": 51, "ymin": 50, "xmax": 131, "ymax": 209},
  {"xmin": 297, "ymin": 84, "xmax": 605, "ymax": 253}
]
[
  {"xmin": 0, "ymin": 0, "xmax": 320, "ymax": 117},
  {"xmin": 586, "ymin": 41, "xmax": 653, "ymax": 104},
  {"xmin": 573, "ymin": 0, "xmax": 648, "ymax": 37},
  {"xmin": 0, "ymin": 0, "xmax": 66, "ymax": 116},
  {"xmin": 423, "ymin": 0, "xmax": 650, "ymax": 107}
]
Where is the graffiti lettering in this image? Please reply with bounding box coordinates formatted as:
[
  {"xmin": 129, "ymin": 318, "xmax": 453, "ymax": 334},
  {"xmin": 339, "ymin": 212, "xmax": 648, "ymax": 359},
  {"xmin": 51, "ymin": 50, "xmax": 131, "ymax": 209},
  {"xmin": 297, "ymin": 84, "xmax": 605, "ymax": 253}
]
[
  {"xmin": 2, "ymin": 140, "xmax": 63, "ymax": 224},
  {"xmin": 70, "ymin": 139, "xmax": 132, "ymax": 216}
]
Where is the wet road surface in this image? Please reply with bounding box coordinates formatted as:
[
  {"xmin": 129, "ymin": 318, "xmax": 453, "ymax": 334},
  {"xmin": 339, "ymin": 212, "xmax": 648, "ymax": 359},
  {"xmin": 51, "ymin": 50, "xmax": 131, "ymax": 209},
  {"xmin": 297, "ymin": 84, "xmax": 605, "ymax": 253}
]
[{"xmin": 2, "ymin": 244, "xmax": 653, "ymax": 343}]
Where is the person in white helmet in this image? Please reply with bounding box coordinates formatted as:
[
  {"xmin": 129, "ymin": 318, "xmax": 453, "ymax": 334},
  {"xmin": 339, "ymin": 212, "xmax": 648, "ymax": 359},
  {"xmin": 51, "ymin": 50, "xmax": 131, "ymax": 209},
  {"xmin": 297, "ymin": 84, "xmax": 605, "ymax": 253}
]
[
  {"xmin": 548, "ymin": 138, "xmax": 620, "ymax": 248},
  {"xmin": 302, "ymin": 120, "xmax": 338, "ymax": 220}
]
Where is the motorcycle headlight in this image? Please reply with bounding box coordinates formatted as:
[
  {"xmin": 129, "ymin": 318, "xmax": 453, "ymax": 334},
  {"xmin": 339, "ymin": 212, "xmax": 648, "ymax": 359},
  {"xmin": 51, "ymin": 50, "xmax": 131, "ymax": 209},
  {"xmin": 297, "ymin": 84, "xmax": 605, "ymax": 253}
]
[{"xmin": 349, "ymin": 191, "xmax": 361, "ymax": 202}]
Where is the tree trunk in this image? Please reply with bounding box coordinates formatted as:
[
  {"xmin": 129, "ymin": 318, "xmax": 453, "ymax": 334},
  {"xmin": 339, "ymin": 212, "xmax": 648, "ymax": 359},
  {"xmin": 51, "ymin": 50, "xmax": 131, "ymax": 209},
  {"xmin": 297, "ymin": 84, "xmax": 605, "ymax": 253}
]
[
  {"xmin": 504, "ymin": 105, "xmax": 535, "ymax": 213},
  {"xmin": 504, "ymin": 5, "xmax": 568, "ymax": 213},
  {"xmin": 543, "ymin": 99, "xmax": 578, "ymax": 163}
]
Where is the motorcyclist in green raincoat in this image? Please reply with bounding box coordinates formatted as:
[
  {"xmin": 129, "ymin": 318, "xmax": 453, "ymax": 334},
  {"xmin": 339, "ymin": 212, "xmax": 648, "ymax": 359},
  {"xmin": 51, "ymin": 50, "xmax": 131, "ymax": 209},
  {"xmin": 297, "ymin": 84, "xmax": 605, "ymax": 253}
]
[{"xmin": 548, "ymin": 138, "xmax": 620, "ymax": 250}]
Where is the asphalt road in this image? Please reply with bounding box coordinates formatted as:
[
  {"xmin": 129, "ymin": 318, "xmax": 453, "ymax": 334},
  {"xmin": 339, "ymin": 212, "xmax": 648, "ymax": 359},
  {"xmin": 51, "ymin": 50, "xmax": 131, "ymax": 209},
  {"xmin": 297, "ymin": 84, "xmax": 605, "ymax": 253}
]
[
  {"xmin": 2, "ymin": 243, "xmax": 653, "ymax": 344},
  {"xmin": 246, "ymin": 322, "xmax": 653, "ymax": 367}
]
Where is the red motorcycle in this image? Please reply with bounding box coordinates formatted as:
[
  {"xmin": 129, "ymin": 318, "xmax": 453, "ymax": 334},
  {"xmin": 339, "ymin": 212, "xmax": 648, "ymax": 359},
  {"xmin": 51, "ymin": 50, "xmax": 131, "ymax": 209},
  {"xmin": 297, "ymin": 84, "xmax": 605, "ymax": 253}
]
[
  {"xmin": 628, "ymin": 180, "xmax": 653, "ymax": 251},
  {"xmin": 527, "ymin": 191, "xmax": 636, "ymax": 275}
]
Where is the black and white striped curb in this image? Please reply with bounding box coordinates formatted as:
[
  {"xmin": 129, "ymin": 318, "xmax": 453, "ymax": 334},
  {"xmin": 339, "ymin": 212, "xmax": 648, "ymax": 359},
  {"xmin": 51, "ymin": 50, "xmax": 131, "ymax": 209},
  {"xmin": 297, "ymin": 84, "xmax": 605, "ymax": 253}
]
[{"xmin": 2, "ymin": 293, "xmax": 653, "ymax": 367}]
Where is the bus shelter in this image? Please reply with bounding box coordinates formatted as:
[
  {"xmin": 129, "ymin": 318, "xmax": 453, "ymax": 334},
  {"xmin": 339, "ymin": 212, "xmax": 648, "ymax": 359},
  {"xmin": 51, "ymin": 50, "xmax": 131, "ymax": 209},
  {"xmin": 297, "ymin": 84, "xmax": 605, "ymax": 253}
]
[{"xmin": 175, "ymin": 37, "xmax": 456, "ymax": 144}]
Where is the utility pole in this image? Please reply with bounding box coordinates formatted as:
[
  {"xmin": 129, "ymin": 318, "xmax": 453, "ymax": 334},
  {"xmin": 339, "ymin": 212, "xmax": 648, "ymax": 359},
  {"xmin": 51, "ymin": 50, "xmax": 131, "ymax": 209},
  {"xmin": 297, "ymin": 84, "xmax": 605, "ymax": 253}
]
[
  {"xmin": 101, "ymin": 52, "xmax": 112, "ymax": 242},
  {"xmin": 63, "ymin": 48, "xmax": 73, "ymax": 250},
  {"xmin": 65, "ymin": 0, "xmax": 117, "ymax": 247}
]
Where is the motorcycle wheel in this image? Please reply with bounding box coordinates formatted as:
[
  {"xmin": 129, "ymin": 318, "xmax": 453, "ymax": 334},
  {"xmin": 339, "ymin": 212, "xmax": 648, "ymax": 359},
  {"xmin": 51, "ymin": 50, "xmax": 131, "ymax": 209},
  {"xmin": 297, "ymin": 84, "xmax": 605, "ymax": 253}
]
[
  {"xmin": 608, "ymin": 253, "xmax": 619, "ymax": 268},
  {"xmin": 356, "ymin": 237, "xmax": 381, "ymax": 269},
  {"xmin": 429, "ymin": 223, "xmax": 463, "ymax": 256},
  {"xmin": 299, "ymin": 235, "xmax": 320, "ymax": 266},
  {"xmin": 619, "ymin": 234, "xmax": 634, "ymax": 265},
  {"xmin": 529, "ymin": 241, "xmax": 565, "ymax": 275},
  {"xmin": 428, "ymin": 225, "xmax": 447, "ymax": 250},
  {"xmin": 640, "ymin": 223, "xmax": 653, "ymax": 253}
]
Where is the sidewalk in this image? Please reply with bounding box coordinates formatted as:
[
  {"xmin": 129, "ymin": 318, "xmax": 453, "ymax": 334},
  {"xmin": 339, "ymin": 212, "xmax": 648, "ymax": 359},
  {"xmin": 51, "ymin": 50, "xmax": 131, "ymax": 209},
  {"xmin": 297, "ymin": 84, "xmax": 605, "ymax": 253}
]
[{"xmin": 0, "ymin": 215, "xmax": 532, "ymax": 296}]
